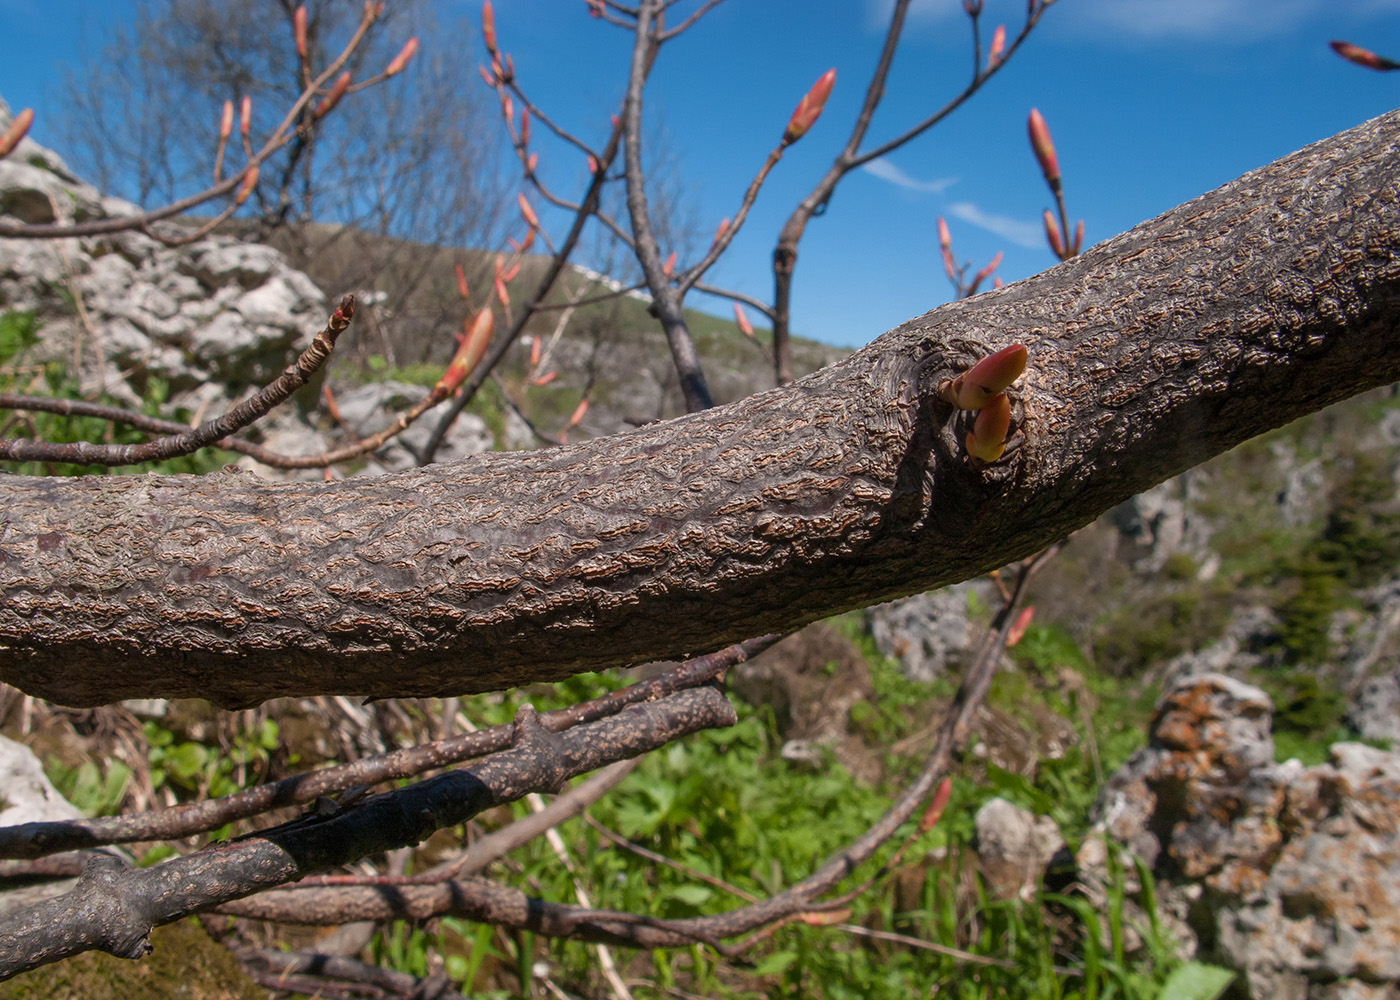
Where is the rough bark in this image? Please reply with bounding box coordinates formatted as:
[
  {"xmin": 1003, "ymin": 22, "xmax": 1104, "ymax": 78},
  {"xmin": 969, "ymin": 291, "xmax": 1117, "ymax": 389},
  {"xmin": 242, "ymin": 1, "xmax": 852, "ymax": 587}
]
[{"xmin": 3, "ymin": 111, "xmax": 1399, "ymax": 708}]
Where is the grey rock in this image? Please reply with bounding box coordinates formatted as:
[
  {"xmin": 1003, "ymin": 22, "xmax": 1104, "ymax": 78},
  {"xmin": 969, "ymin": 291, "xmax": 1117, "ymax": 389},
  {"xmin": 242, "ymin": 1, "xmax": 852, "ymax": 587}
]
[
  {"xmin": 866, "ymin": 581, "xmax": 991, "ymax": 682},
  {"xmin": 974, "ymin": 798, "xmax": 1063, "ymax": 902}
]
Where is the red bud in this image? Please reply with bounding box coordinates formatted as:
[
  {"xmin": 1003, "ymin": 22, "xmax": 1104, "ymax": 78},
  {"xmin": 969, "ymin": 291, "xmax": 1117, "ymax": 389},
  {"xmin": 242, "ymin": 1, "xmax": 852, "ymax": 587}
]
[
  {"xmin": 1071, "ymin": 219, "xmax": 1084, "ymax": 256},
  {"xmin": 1330, "ymin": 39, "xmax": 1400, "ymax": 71},
  {"xmin": 566, "ymin": 398, "xmax": 589, "ymax": 427},
  {"xmin": 663, "ymin": 251, "xmax": 677, "ymax": 277},
  {"xmin": 969, "ymin": 251, "xmax": 1002, "ymax": 295},
  {"xmin": 918, "ymin": 778, "xmax": 953, "ymax": 833},
  {"xmin": 1027, "ymin": 107, "xmax": 1060, "ymax": 192},
  {"xmin": 782, "ymin": 68, "xmax": 836, "ymax": 145},
  {"xmin": 965, "ymin": 392, "xmax": 1012, "ymax": 462},
  {"xmin": 455, "ymin": 264, "xmax": 470, "ymax": 301},
  {"xmin": 527, "ymin": 151, "xmax": 539, "ymax": 174},
  {"xmin": 533, "ymin": 370, "xmax": 557, "ymax": 386},
  {"xmin": 520, "ymin": 107, "xmax": 530, "ymax": 146},
  {"xmin": 385, "ymin": 37, "xmax": 418, "ymax": 77},
  {"xmin": 587, "ymin": 0, "xmax": 603, "ymax": 15},
  {"xmin": 713, "ymin": 217, "xmax": 730, "ymax": 246}
]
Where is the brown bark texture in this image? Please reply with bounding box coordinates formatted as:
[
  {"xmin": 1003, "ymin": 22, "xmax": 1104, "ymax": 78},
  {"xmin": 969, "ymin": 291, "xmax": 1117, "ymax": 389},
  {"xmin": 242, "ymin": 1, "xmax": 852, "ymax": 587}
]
[{"xmin": 3, "ymin": 111, "xmax": 1399, "ymax": 708}]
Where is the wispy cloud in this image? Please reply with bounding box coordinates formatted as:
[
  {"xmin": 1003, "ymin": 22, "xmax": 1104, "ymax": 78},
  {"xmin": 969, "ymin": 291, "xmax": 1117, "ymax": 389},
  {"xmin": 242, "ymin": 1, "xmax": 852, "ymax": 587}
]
[
  {"xmin": 860, "ymin": 157, "xmax": 956, "ymax": 195},
  {"xmin": 946, "ymin": 202, "xmax": 1042, "ymax": 249},
  {"xmin": 866, "ymin": 0, "xmax": 1391, "ymax": 41}
]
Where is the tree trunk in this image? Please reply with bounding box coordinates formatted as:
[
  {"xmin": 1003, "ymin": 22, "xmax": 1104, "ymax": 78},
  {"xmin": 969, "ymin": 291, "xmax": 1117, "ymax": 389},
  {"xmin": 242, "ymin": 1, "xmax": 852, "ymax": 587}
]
[{"xmin": 3, "ymin": 111, "xmax": 1399, "ymax": 708}]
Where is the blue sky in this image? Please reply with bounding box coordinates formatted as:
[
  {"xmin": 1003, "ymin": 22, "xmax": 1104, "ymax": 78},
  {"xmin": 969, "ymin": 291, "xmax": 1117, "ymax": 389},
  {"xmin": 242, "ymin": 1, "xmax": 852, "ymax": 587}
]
[{"xmin": 2, "ymin": 1, "xmax": 1398, "ymax": 348}]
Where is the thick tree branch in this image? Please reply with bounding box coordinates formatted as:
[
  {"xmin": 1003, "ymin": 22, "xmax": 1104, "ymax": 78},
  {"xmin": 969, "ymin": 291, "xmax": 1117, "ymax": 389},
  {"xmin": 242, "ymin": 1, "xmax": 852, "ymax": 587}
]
[{"xmin": 2, "ymin": 112, "xmax": 1399, "ymax": 707}]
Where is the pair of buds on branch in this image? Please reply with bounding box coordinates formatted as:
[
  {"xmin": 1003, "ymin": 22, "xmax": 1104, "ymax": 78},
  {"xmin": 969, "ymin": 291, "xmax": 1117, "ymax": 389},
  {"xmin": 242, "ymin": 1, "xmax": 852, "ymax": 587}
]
[
  {"xmin": 939, "ymin": 343, "xmax": 1027, "ymax": 462},
  {"xmin": 1027, "ymin": 109, "xmax": 1082, "ymax": 260}
]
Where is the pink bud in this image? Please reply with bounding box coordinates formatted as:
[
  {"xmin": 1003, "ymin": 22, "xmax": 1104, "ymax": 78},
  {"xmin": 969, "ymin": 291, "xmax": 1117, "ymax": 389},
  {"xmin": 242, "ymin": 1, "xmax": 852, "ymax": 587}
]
[
  {"xmin": 234, "ymin": 165, "xmax": 259, "ymax": 206},
  {"xmin": 218, "ymin": 100, "xmax": 234, "ymax": 142},
  {"xmin": 529, "ymin": 335, "xmax": 542, "ymax": 367},
  {"xmin": 733, "ymin": 303, "xmax": 754, "ymax": 338},
  {"xmin": 937, "ymin": 216, "xmax": 952, "ymax": 251},
  {"xmin": 1027, "ymin": 108, "xmax": 1060, "ymax": 192},
  {"xmin": 586, "ymin": 0, "xmax": 603, "ymax": 15},
  {"xmin": 940, "ymin": 343, "xmax": 1028, "ymax": 410},
  {"xmin": 314, "ymin": 71, "xmax": 352, "ymax": 119},
  {"xmin": 0, "ymin": 108, "xmax": 34, "ymax": 161},
  {"xmin": 518, "ymin": 192, "xmax": 539, "ymax": 229},
  {"xmin": 782, "ymin": 68, "xmax": 836, "ymax": 146},
  {"xmin": 479, "ymin": 65, "xmax": 495, "ymax": 87},
  {"xmin": 1005, "ymin": 606, "xmax": 1035, "ymax": 647},
  {"xmin": 713, "ymin": 217, "xmax": 730, "ymax": 245},
  {"xmin": 1071, "ymin": 219, "xmax": 1084, "ymax": 255},
  {"xmin": 969, "ymin": 251, "xmax": 1002, "ymax": 295},
  {"xmin": 437, "ymin": 308, "xmax": 495, "ymax": 396},
  {"xmin": 455, "ymin": 264, "xmax": 470, "ymax": 300},
  {"xmin": 965, "ymin": 392, "xmax": 1012, "ymax": 462},
  {"xmin": 566, "ymin": 398, "xmax": 589, "ymax": 427},
  {"xmin": 533, "ymin": 370, "xmax": 557, "ymax": 386},
  {"xmin": 587, "ymin": 154, "xmax": 598, "ymax": 174},
  {"xmin": 385, "ymin": 37, "xmax": 418, "ymax": 77},
  {"xmin": 503, "ymin": 96, "xmax": 514, "ymax": 125},
  {"xmin": 527, "ymin": 152, "xmax": 539, "ymax": 174},
  {"xmin": 1043, "ymin": 209, "xmax": 1064, "ymax": 258},
  {"xmin": 482, "ymin": 0, "xmax": 497, "ymax": 54},
  {"xmin": 293, "ymin": 5, "xmax": 308, "ymax": 59},
  {"xmin": 240, "ymin": 96, "xmax": 252, "ymax": 139},
  {"xmin": 988, "ymin": 24, "xmax": 1006, "ymax": 65},
  {"xmin": 663, "ymin": 251, "xmax": 677, "ymax": 277}
]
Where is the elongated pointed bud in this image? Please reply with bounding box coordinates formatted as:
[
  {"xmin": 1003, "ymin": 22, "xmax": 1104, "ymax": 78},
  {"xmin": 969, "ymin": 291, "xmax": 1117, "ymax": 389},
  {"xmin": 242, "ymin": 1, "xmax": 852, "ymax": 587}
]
[
  {"xmin": 527, "ymin": 151, "xmax": 539, "ymax": 174},
  {"xmin": 799, "ymin": 908, "xmax": 853, "ymax": 927},
  {"xmin": 315, "ymin": 71, "xmax": 351, "ymax": 119},
  {"xmin": 437, "ymin": 308, "xmax": 494, "ymax": 396},
  {"xmin": 969, "ymin": 251, "xmax": 1002, "ymax": 295},
  {"xmin": 937, "ymin": 216, "xmax": 952, "ymax": 251},
  {"xmin": 479, "ymin": 65, "xmax": 495, "ymax": 87},
  {"xmin": 1, "ymin": 108, "xmax": 36, "ymax": 160},
  {"xmin": 663, "ymin": 251, "xmax": 677, "ymax": 278},
  {"xmin": 482, "ymin": 0, "xmax": 497, "ymax": 54},
  {"xmin": 503, "ymin": 54, "xmax": 514, "ymax": 83},
  {"xmin": 218, "ymin": 100, "xmax": 234, "ymax": 142},
  {"xmin": 533, "ymin": 370, "xmax": 557, "ymax": 386},
  {"xmin": 712, "ymin": 217, "xmax": 730, "ymax": 246},
  {"xmin": 517, "ymin": 226, "xmax": 535, "ymax": 253},
  {"xmin": 240, "ymin": 95, "xmax": 252, "ymax": 139},
  {"xmin": 494, "ymin": 271, "xmax": 510, "ymax": 307},
  {"xmin": 587, "ymin": 0, "xmax": 603, "ymax": 15},
  {"xmin": 385, "ymin": 36, "xmax": 418, "ymax": 77},
  {"xmin": 293, "ymin": 5, "xmax": 308, "ymax": 59},
  {"xmin": 937, "ymin": 216, "xmax": 956, "ymax": 282},
  {"xmin": 565, "ymin": 398, "xmax": 589, "ymax": 429},
  {"xmin": 1071, "ymin": 219, "xmax": 1084, "ymax": 256},
  {"xmin": 918, "ymin": 778, "xmax": 953, "ymax": 834},
  {"xmin": 1330, "ymin": 39, "xmax": 1400, "ymax": 71},
  {"xmin": 733, "ymin": 303, "xmax": 754, "ymax": 338},
  {"xmin": 1043, "ymin": 209, "xmax": 1064, "ymax": 258},
  {"xmin": 988, "ymin": 24, "xmax": 1006, "ymax": 65},
  {"xmin": 518, "ymin": 192, "xmax": 539, "ymax": 229},
  {"xmin": 1005, "ymin": 606, "xmax": 1035, "ymax": 647},
  {"xmin": 528, "ymin": 334, "xmax": 542, "ymax": 367},
  {"xmin": 455, "ymin": 264, "xmax": 470, "ymax": 300},
  {"xmin": 782, "ymin": 67, "xmax": 836, "ymax": 146},
  {"xmin": 1027, "ymin": 108, "xmax": 1060, "ymax": 193},
  {"xmin": 234, "ymin": 164, "xmax": 260, "ymax": 206},
  {"xmin": 940, "ymin": 343, "xmax": 1027, "ymax": 410},
  {"xmin": 587, "ymin": 153, "xmax": 598, "ymax": 174},
  {"xmin": 519, "ymin": 107, "xmax": 530, "ymax": 146},
  {"xmin": 966, "ymin": 392, "xmax": 1012, "ymax": 461}
]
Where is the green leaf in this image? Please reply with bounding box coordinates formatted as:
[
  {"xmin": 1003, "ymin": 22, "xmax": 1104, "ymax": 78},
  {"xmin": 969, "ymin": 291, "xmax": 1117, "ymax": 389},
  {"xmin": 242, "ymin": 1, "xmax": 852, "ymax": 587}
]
[
  {"xmin": 752, "ymin": 950, "xmax": 798, "ymax": 977},
  {"xmin": 664, "ymin": 883, "xmax": 714, "ymax": 907},
  {"xmin": 1156, "ymin": 962, "xmax": 1235, "ymax": 1000}
]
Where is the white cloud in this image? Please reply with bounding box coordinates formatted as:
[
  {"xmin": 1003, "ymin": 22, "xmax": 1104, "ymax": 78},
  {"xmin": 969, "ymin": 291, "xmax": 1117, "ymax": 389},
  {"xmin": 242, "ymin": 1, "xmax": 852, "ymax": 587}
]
[
  {"xmin": 946, "ymin": 201, "xmax": 1043, "ymax": 248},
  {"xmin": 860, "ymin": 157, "xmax": 956, "ymax": 194},
  {"xmin": 866, "ymin": 0, "xmax": 1392, "ymax": 41}
]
